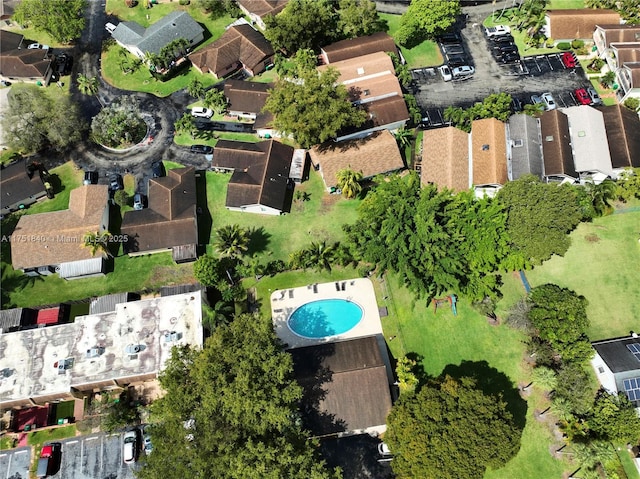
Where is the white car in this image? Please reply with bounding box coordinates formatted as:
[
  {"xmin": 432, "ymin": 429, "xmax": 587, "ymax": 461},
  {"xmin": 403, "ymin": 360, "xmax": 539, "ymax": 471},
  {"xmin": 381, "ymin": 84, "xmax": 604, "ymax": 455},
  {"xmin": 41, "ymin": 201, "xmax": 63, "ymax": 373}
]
[
  {"xmin": 105, "ymin": 23, "xmax": 117, "ymax": 34},
  {"xmin": 452, "ymin": 65, "xmax": 475, "ymax": 79},
  {"xmin": 378, "ymin": 442, "xmax": 392, "ymax": 458},
  {"xmin": 484, "ymin": 25, "xmax": 511, "ymax": 37},
  {"xmin": 28, "ymin": 43, "xmax": 49, "ymax": 50},
  {"xmin": 541, "ymin": 92, "xmax": 557, "ymax": 110},
  {"xmin": 123, "ymin": 430, "xmax": 137, "ymax": 464},
  {"xmin": 191, "ymin": 107, "xmax": 213, "ymax": 119},
  {"xmin": 438, "ymin": 65, "xmax": 452, "ymax": 82}
]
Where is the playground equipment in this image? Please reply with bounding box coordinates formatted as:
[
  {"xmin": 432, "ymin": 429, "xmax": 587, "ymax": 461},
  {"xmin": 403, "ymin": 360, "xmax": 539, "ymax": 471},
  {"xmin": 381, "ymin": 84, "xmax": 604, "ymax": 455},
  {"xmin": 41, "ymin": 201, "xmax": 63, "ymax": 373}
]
[{"xmin": 432, "ymin": 294, "xmax": 457, "ymax": 316}]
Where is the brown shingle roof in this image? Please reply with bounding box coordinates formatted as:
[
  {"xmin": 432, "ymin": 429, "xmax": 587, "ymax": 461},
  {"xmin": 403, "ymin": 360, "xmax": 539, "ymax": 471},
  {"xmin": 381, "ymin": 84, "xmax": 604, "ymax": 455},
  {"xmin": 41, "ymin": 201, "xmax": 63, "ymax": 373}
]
[
  {"xmin": 321, "ymin": 32, "xmax": 398, "ymax": 64},
  {"xmin": 236, "ymin": 0, "xmax": 287, "ymax": 18},
  {"xmin": 0, "ymin": 160, "xmax": 46, "ymax": 211},
  {"xmin": 224, "ymin": 79, "xmax": 272, "ymax": 115},
  {"xmin": 319, "ymin": 51, "xmax": 395, "ymax": 85},
  {"xmin": 189, "ymin": 24, "xmax": 273, "ymax": 77},
  {"xmin": 421, "ymin": 127, "xmax": 470, "ymax": 192},
  {"xmin": 309, "ymin": 130, "xmax": 405, "ymax": 188},
  {"xmin": 601, "ymin": 104, "xmax": 640, "ymax": 169},
  {"xmin": 547, "ymin": 9, "xmax": 620, "ymax": 40},
  {"xmin": 611, "ymin": 43, "xmax": 640, "ymax": 64},
  {"xmin": 596, "ymin": 24, "xmax": 640, "ymax": 47},
  {"xmin": 11, "ymin": 185, "xmax": 109, "ymax": 270},
  {"xmin": 121, "ymin": 167, "xmax": 197, "ymax": 254},
  {"xmin": 539, "ymin": 110, "xmax": 577, "ymax": 178},
  {"xmin": 471, "ymin": 118, "xmax": 508, "ymax": 186},
  {"xmin": 213, "ymin": 140, "xmax": 293, "ymax": 212},
  {"xmin": 623, "ymin": 62, "xmax": 640, "ymax": 88},
  {"xmin": 289, "ymin": 336, "xmax": 392, "ymax": 436},
  {"xmin": 0, "ymin": 48, "xmax": 52, "ymax": 79},
  {"xmin": 360, "ymin": 96, "xmax": 409, "ymax": 128},
  {"xmin": 0, "ymin": 30, "xmax": 24, "ymax": 54}
]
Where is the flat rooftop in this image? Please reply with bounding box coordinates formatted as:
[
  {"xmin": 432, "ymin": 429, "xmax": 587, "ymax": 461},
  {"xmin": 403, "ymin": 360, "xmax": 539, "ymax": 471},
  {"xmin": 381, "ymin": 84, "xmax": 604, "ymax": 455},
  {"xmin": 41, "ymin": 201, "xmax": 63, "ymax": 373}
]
[
  {"xmin": 271, "ymin": 278, "xmax": 382, "ymax": 349},
  {"xmin": 0, "ymin": 291, "xmax": 203, "ymax": 406}
]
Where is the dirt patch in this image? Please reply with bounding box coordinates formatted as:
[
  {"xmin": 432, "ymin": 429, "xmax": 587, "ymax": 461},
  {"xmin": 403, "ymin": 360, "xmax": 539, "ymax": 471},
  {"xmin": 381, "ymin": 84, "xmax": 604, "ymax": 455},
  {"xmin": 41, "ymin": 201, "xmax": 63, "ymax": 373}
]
[
  {"xmin": 148, "ymin": 264, "xmax": 195, "ymax": 288},
  {"xmin": 585, "ymin": 233, "xmax": 601, "ymax": 243},
  {"xmin": 320, "ymin": 194, "xmax": 341, "ymax": 213}
]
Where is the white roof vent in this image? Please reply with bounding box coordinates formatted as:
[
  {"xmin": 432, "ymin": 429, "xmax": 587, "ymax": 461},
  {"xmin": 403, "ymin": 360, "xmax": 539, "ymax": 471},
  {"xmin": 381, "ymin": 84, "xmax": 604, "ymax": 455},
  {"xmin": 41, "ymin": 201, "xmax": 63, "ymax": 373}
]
[
  {"xmin": 357, "ymin": 67, "xmax": 365, "ymax": 75},
  {"xmin": 513, "ymin": 139, "xmax": 524, "ymax": 148}
]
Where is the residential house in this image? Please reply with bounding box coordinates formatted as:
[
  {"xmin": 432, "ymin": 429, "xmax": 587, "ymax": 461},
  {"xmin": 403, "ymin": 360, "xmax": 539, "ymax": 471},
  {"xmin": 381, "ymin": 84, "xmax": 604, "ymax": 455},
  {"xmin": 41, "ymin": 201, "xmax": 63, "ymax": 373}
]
[
  {"xmin": 0, "ymin": 31, "xmax": 53, "ymax": 84},
  {"xmin": 120, "ymin": 167, "xmax": 198, "ymax": 262},
  {"xmin": 601, "ymin": 104, "xmax": 640, "ymax": 172},
  {"xmin": 289, "ymin": 336, "xmax": 393, "ymax": 437},
  {"xmin": 309, "ymin": 130, "xmax": 405, "ymax": 191},
  {"xmin": 11, "ymin": 185, "xmax": 110, "ymax": 280},
  {"xmin": 506, "ymin": 114, "xmax": 544, "ymax": 181},
  {"xmin": 318, "ymin": 51, "xmax": 409, "ymax": 141},
  {"xmin": 421, "ymin": 126, "xmax": 471, "ymax": 192},
  {"xmin": 608, "ymin": 43, "xmax": 640, "ymax": 71},
  {"xmin": 0, "ymin": 159, "xmax": 48, "ymax": 216},
  {"xmin": 615, "ymin": 61, "xmax": 640, "ymax": 104},
  {"xmin": 190, "ymin": 23, "xmax": 274, "ymax": 79},
  {"xmin": 594, "ymin": 24, "xmax": 640, "ymax": 57},
  {"xmin": 235, "ymin": 0, "xmax": 288, "ymax": 30},
  {"xmin": 320, "ymin": 32, "xmax": 399, "ymax": 64},
  {"xmin": 544, "ymin": 9, "xmax": 620, "ymax": 41},
  {"xmin": 563, "ymin": 105, "xmax": 614, "ymax": 183},
  {"xmin": 471, "ymin": 118, "xmax": 508, "ymax": 196},
  {"xmin": 211, "ymin": 140, "xmax": 293, "ymax": 215},
  {"xmin": 224, "ymin": 79, "xmax": 272, "ymax": 121},
  {"xmin": 111, "ymin": 11, "xmax": 204, "ymax": 59},
  {"xmin": 0, "ymin": 291, "xmax": 203, "ymax": 409},
  {"xmin": 591, "ymin": 333, "xmax": 640, "ymax": 409},
  {"xmin": 538, "ymin": 110, "xmax": 578, "ymax": 183}
]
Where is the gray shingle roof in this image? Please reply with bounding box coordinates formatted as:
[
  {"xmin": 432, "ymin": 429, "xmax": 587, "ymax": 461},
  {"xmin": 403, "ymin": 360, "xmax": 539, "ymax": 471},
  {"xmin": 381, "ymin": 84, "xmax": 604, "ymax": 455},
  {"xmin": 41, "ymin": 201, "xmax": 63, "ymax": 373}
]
[
  {"xmin": 507, "ymin": 114, "xmax": 544, "ymax": 180},
  {"xmin": 593, "ymin": 336, "xmax": 640, "ymax": 374}
]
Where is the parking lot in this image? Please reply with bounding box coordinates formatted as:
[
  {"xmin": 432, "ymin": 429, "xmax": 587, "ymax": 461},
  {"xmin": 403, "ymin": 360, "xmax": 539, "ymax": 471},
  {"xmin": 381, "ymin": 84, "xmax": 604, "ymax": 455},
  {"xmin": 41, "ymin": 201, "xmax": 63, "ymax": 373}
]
[
  {"xmin": 412, "ymin": 16, "xmax": 595, "ymax": 127},
  {"xmin": 50, "ymin": 433, "xmax": 139, "ymax": 479},
  {"xmin": 0, "ymin": 446, "xmax": 30, "ymax": 479}
]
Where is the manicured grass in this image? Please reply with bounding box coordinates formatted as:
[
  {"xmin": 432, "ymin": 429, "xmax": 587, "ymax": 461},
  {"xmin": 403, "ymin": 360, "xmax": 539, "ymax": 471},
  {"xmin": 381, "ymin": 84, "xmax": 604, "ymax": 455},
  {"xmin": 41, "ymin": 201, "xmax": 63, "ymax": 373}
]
[
  {"xmin": 101, "ymin": 43, "xmax": 220, "ymax": 97},
  {"xmin": 4, "ymin": 26, "xmax": 65, "ymax": 49},
  {"xmin": 204, "ymin": 169, "xmax": 361, "ymax": 262},
  {"xmin": 526, "ymin": 211, "xmax": 640, "ymax": 340},
  {"xmin": 381, "ymin": 14, "xmax": 443, "ymax": 68},
  {"xmin": 618, "ymin": 447, "xmax": 640, "ymax": 479},
  {"xmin": 174, "ymin": 130, "xmax": 260, "ymax": 147},
  {"xmin": 547, "ymin": 0, "xmax": 585, "ymax": 8},
  {"xmin": 484, "ymin": 13, "xmax": 561, "ymax": 56},
  {"xmin": 27, "ymin": 162, "xmax": 83, "ymax": 215},
  {"xmin": 27, "ymin": 425, "xmax": 76, "ymax": 447},
  {"xmin": 163, "ymin": 160, "xmax": 185, "ymax": 170},
  {"xmin": 249, "ymin": 69, "xmax": 279, "ymax": 83},
  {"xmin": 381, "ymin": 273, "xmax": 571, "ymax": 478},
  {"xmin": 589, "ymin": 78, "xmax": 618, "ymax": 106}
]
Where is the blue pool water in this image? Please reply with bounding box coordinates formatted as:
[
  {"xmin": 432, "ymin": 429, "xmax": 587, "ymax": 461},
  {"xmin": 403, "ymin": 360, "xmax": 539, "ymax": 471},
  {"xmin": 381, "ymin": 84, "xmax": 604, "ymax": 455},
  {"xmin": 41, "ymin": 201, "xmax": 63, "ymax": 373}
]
[{"xmin": 288, "ymin": 299, "xmax": 363, "ymax": 338}]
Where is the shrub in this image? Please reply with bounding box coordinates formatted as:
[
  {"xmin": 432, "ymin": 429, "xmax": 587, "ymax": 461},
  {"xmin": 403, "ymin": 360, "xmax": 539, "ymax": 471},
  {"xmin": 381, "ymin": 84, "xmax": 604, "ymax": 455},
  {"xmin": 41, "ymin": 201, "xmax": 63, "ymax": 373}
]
[
  {"xmin": 623, "ymin": 97, "xmax": 640, "ymax": 112},
  {"xmin": 571, "ymin": 39, "xmax": 584, "ymax": 49},
  {"xmin": 545, "ymin": 38, "xmax": 555, "ymax": 48},
  {"xmin": 588, "ymin": 58, "xmax": 605, "ymax": 72},
  {"xmin": 556, "ymin": 42, "xmax": 571, "ymax": 51}
]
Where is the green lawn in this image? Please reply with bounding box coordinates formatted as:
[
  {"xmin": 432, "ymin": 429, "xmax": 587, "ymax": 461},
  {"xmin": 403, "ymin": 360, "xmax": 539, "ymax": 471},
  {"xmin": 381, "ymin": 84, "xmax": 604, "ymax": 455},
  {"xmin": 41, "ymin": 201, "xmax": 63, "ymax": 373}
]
[
  {"xmin": 4, "ymin": 25, "xmax": 65, "ymax": 49},
  {"xmin": 547, "ymin": 0, "xmax": 585, "ymax": 8},
  {"xmin": 204, "ymin": 168, "xmax": 360, "ymax": 262},
  {"xmin": 590, "ymin": 78, "xmax": 618, "ymax": 106},
  {"xmin": 174, "ymin": 130, "xmax": 260, "ymax": 147},
  {"xmin": 381, "ymin": 13, "xmax": 443, "ymax": 68},
  {"xmin": 483, "ymin": 13, "xmax": 561, "ymax": 56},
  {"xmin": 27, "ymin": 425, "xmax": 76, "ymax": 447},
  {"xmin": 27, "ymin": 162, "xmax": 83, "ymax": 215},
  {"xmin": 526, "ymin": 210, "xmax": 640, "ymax": 340}
]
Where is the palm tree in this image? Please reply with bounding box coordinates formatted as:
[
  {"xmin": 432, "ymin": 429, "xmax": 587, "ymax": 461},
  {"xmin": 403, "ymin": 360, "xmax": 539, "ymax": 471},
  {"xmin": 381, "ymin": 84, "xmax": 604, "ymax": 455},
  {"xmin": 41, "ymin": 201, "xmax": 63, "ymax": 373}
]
[
  {"xmin": 303, "ymin": 241, "xmax": 336, "ymax": 272},
  {"xmin": 77, "ymin": 74, "xmax": 99, "ymax": 96},
  {"xmin": 203, "ymin": 89, "xmax": 228, "ymax": 115},
  {"xmin": 336, "ymin": 168, "xmax": 363, "ymax": 199},
  {"xmin": 394, "ymin": 127, "xmax": 413, "ymax": 150},
  {"xmin": 202, "ymin": 300, "xmax": 235, "ymax": 331},
  {"xmin": 584, "ymin": 179, "xmax": 616, "ymax": 217},
  {"xmin": 82, "ymin": 231, "xmax": 113, "ymax": 258},
  {"xmin": 174, "ymin": 113, "xmax": 197, "ymax": 138},
  {"xmin": 601, "ymin": 70, "xmax": 616, "ymax": 88},
  {"xmin": 531, "ymin": 366, "xmax": 557, "ymax": 393},
  {"xmin": 215, "ymin": 224, "xmax": 250, "ymax": 259},
  {"xmin": 187, "ymin": 78, "xmax": 205, "ymax": 99}
]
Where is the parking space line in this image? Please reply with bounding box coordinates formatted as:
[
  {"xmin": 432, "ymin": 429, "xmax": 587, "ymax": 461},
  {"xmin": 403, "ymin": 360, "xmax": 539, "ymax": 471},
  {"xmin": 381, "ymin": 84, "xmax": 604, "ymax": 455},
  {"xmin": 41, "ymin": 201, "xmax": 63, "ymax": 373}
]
[
  {"xmin": 86, "ymin": 436, "xmax": 98, "ymax": 441},
  {"xmin": 13, "ymin": 450, "xmax": 27, "ymax": 455},
  {"xmin": 80, "ymin": 439, "xmax": 84, "ymax": 474},
  {"xmin": 66, "ymin": 440, "xmax": 78, "ymax": 445},
  {"xmin": 100, "ymin": 433, "xmax": 104, "ymax": 474},
  {"xmin": 5, "ymin": 454, "xmax": 11, "ymax": 479}
]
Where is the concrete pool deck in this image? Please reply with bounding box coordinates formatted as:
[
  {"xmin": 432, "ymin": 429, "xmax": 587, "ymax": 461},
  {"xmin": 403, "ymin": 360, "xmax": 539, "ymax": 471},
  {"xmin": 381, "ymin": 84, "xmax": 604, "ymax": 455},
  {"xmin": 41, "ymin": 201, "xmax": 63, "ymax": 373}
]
[{"xmin": 270, "ymin": 278, "xmax": 383, "ymax": 349}]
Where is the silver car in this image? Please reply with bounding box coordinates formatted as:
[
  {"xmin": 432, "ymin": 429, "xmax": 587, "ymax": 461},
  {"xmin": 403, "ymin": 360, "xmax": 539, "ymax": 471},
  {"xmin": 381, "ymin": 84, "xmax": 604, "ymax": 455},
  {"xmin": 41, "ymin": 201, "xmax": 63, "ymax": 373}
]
[{"xmin": 541, "ymin": 92, "xmax": 557, "ymax": 110}]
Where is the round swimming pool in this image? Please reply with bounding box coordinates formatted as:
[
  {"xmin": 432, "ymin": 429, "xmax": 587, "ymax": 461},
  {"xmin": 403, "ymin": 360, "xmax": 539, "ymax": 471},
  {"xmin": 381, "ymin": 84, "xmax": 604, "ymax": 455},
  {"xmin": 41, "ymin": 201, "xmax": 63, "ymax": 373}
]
[{"xmin": 288, "ymin": 299, "xmax": 363, "ymax": 339}]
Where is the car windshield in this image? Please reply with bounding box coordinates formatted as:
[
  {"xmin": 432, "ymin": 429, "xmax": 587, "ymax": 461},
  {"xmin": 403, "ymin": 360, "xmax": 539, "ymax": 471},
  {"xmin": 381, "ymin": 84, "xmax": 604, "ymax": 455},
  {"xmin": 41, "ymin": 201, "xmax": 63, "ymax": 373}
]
[{"xmin": 124, "ymin": 437, "xmax": 135, "ymax": 444}]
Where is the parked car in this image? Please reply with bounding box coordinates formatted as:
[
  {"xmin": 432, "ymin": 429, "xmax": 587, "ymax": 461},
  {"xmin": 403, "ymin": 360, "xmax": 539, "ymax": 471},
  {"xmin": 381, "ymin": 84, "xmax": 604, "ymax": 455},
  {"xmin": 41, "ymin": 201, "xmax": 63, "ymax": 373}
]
[
  {"xmin": 447, "ymin": 55, "xmax": 468, "ymax": 68},
  {"xmin": 190, "ymin": 144, "xmax": 214, "ymax": 154},
  {"xmin": 438, "ymin": 31, "xmax": 461, "ymax": 44},
  {"xmin": 498, "ymin": 52, "xmax": 521, "ymax": 64},
  {"xmin": 133, "ymin": 193, "xmax": 144, "ymax": 210},
  {"xmin": 452, "ymin": 66, "xmax": 475, "ymax": 78},
  {"xmin": 123, "ymin": 430, "xmax": 138, "ymax": 464},
  {"xmin": 83, "ymin": 170, "xmax": 98, "ymax": 185},
  {"xmin": 444, "ymin": 44, "xmax": 465, "ymax": 56},
  {"xmin": 485, "ymin": 25, "xmax": 511, "ymax": 37},
  {"xmin": 151, "ymin": 161, "xmax": 165, "ymax": 178},
  {"xmin": 56, "ymin": 53, "xmax": 71, "ymax": 75},
  {"xmin": 28, "ymin": 43, "xmax": 49, "ymax": 50},
  {"xmin": 575, "ymin": 88, "xmax": 591, "ymax": 105},
  {"xmin": 511, "ymin": 97, "xmax": 523, "ymax": 112},
  {"xmin": 561, "ymin": 52, "xmax": 577, "ymax": 69},
  {"xmin": 191, "ymin": 107, "xmax": 213, "ymax": 119},
  {"xmin": 378, "ymin": 442, "xmax": 392, "ymax": 458},
  {"xmin": 438, "ymin": 65, "xmax": 452, "ymax": 82},
  {"xmin": 105, "ymin": 22, "xmax": 117, "ymax": 34},
  {"xmin": 531, "ymin": 94, "xmax": 543, "ymax": 107},
  {"xmin": 37, "ymin": 443, "xmax": 61, "ymax": 478},
  {"xmin": 587, "ymin": 87, "xmax": 603, "ymax": 105},
  {"xmin": 109, "ymin": 174, "xmax": 123, "ymax": 191},
  {"xmin": 493, "ymin": 44, "xmax": 519, "ymax": 55},
  {"xmin": 541, "ymin": 92, "xmax": 557, "ymax": 110},
  {"xmin": 490, "ymin": 34, "xmax": 515, "ymax": 44},
  {"xmin": 143, "ymin": 426, "xmax": 153, "ymax": 455}
]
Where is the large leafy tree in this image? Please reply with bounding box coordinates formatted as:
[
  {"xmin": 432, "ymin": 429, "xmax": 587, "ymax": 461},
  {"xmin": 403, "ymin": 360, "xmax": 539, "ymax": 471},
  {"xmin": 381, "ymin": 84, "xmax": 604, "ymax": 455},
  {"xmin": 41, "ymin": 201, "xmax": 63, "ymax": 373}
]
[
  {"xmin": 91, "ymin": 95, "xmax": 147, "ymax": 148},
  {"xmin": 264, "ymin": 68, "xmax": 366, "ymax": 148},
  {"xmin": 337, "ymin": 0, "xmax": 387, "ymax": 39},
  {"xmin": 264, "ymin": 0, "xmax": 338, "ymax": 54},
  {"xmin": 1, "ymin": 85, "xmax": 85, "ymax": 153},
  {"xmin": 497, "ymin": 175, "xmax": 582, "ymax": 268},
  {"xmin": 385, "ymin": 375, "xmax": 522, "ymax": 479},
  {"xmin": 528, "ymin": 284, "xmax": 592, "ymax": 363},
  {"xmin": 396, "ymin": 0, "xmax": 461, "ymax": 48},
  {"xmin": 192, "ymin": 254, "xmax": 223, "ymax": 287},
  {"xmin": 14, "ymin": 0, "xmax": 86, "ymax": 43},
  {"xmin": 139, "ymin": 314, "xmax": 340, "ymax": 479},
  {"xmin": 589, "ymin": 390, "xmax": 640, "ymax": 443}
]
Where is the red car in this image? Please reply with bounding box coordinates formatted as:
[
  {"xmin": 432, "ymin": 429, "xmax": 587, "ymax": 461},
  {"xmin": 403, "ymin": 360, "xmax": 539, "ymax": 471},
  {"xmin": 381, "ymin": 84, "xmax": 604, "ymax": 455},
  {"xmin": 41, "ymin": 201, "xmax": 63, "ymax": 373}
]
[
  {"xmin": 561, "ymin": 52, "xmax": 577, "ymax": 68},
  {"xmin": 575, "ymin": 88, "xmax": 591, "ymax": 105}
]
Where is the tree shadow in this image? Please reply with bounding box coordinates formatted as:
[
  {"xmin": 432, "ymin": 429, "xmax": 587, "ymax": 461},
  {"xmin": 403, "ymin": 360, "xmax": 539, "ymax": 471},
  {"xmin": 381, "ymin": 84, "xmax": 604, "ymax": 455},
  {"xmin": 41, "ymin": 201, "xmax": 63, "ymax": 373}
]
[
  {"xmin": 47, "ymin": 173, "xmax": 64, "ymax": 194},
  {"xmin": 1, "ymin": 262, "xmax": 44, "ymax": 309},
  {"xmin": 246, "ymin": 226, "xmax": 271, "ymax": 255},
  {"xmin": 194, "ymin": 169, "xmax": 212, "ymax": 255},
  {"xmin": 441, "ymin": 360, "xmax": 528, "ymax": 430}
]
